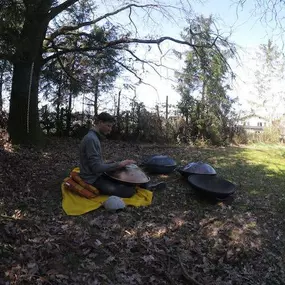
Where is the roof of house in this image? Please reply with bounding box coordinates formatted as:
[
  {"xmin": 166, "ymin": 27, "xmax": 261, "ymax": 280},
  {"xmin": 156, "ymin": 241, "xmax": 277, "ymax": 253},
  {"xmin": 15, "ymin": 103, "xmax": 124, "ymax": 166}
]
[{"xmin": 239, "ymin": 113, "xmax": 268, "ymax": 121}]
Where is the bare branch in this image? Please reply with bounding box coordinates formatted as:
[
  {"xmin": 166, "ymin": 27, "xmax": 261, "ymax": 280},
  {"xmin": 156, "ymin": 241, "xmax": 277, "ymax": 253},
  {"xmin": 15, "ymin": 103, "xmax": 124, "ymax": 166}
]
[
  {"xmin": 157, "ymin": 42, "xmax": 163, "ymax": 54},
  {"xmin": 113, "ymin": 47, "xmax": 163, "ymax": 77},
  {"xmin": 43, "ymin": 35, "xmax": 218, "ymax": 64},
  {"xmin": 47, "ymin": 4, "xmax": 158, "ymax": 42},
  {"xmin": 234, "ymin": 0, "xmax": 285, "ymax": 43},
  {"xmin": 129, "ymin": 7, "xmax": 138, "ymax": 36},
  {"xmin": 114, "ymin": 59, "xmax": 142, "ymax": 83},
  {"xmin": 114, "ymin": 58, "xmax": 157, "ymax": 92},
  {"xmin": 56, "ymin": 55, "xmax": 80, "ymax": 84},
  {"xmin": 81, "ymin": 47, "xmax": 176, "ymax": 85},
  {"xmin": 49, "ymin": 0, "xmax": 79, "ymax": 19}
]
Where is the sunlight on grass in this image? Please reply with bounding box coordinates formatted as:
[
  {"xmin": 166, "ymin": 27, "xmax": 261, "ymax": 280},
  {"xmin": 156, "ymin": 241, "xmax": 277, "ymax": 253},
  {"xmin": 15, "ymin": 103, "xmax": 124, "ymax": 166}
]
[
  {"xmin": 151, "ymin": 226, "xmax": 167, "ymax": 238},
  {"xmin": 202, "ymin": 216, "xmax": 261, "ymax": 251},
  {"xmin": 240, "ymin": 145, "xmax": 285, "ymax": 174},
  {"xmin": 194, "ymin": 144, "xmax": 285, "ymax": 200},
  {"xmin": 122, "ymin": 216, "xmax": 187, "ymax": 240},
  {"xmin": 201, "ymin": 145, "xmax": 285, "ymax": 174},
  {"xmin": 3, "ymin": 142, "xmax": 15, "ymax": 153}
]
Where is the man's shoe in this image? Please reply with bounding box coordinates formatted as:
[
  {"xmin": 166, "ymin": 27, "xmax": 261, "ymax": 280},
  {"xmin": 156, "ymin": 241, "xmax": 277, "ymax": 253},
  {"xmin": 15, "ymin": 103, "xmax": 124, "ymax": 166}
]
[{"xmin": 148, "ymin": 182, "xmax": 167, "ymax": 191}]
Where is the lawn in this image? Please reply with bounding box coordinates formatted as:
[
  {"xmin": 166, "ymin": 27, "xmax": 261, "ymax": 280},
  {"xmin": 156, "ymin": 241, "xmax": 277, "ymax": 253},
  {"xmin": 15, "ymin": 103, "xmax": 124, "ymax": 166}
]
[{"xmin": 1, "ymin": 139, "xmax": 285, "ymax": 285}]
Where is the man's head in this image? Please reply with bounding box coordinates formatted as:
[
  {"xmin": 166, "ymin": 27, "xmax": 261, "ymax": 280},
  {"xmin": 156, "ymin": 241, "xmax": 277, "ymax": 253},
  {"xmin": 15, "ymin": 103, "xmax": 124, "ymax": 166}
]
[{"xmin": 95, "ymin": 112, "xmax": 115, "ymax": 135}]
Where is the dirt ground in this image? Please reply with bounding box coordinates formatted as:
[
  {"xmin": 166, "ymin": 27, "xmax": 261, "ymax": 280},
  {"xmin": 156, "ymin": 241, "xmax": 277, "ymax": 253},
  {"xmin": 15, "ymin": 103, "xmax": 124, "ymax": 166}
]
[{"xmin": 1, "ymin": 137, "xmax": 285, "ymax": 285}]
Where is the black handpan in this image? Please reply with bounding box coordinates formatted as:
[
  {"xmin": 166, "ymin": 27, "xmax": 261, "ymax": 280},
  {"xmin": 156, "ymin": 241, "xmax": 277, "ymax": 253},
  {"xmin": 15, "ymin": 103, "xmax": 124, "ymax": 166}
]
[
  {"xmin": 188, "ymin": 174, "xmax": 236, "ymax": 199},
  {"xmin": 142, "ymin": 155, "xmax": 177, "ymax": 174}
]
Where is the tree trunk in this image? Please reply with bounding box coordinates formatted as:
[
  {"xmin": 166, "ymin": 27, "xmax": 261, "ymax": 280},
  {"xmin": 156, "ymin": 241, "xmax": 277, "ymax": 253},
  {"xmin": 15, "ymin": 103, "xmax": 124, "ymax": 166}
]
[
  {"xmin": 8, "ymin": 60, "xmax": 42, "ymax": 144},
  {"xmin": 116, "ymin": 90, "xmax": 121, "ymax": 133},
  {"xmin": 136, "ymin": 105, "xmax": 141, "ymax": 138},
  {"xmin": 125, "ymin": 111, "xmax": 129, "ymax": 137},
  {"xmin": 55, "ymin": 84, "xmax": 62, "ymax": 136},
  {"xmin": 81, "ymin": 94, "xmax": 85, "ymax": 124},
  {"xmin": 0, "ymin": 71, "xmax": 3, "ymax": 111},
  {"xmin": 0, "ymin": 60, "xmax": 7, "ymax": 111},
  {"xmin": 7, "ymin": 3, "xmax": 51, "ymax": 145},
  {"xmin": 165, "ymin": 95, "xmax": 169, "ymax": 120},
  {"xmin": 66, "ymin": 91, "xmax": 73, "ymax": 136},
  {"xmin": 155, "ymin": 104, "xmax": 160, "ymax": 117},
  {"xmin": 94, "ymin": 79, "xmax": 99, "ymax": 116},
  {"xmin": 185, "ymin": 109, "xmax": 189, "ymax": 125},
  {"xmin": 59, "ymin": 107, "xmax": 64, "ymax": 136}
]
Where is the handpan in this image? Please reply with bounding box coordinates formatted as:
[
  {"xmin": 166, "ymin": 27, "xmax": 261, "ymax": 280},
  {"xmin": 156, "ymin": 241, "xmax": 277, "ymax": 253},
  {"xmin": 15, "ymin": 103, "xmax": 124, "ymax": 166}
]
[
  {"xmin": 141, "ymin": 154, "xmax": 177, "ymax": 174},
  {"xmin": 177, "ymin": 161, "xmax": 216, "ymax": 178},
  {"xmin": 188, "ymin": 174, "xmax": 236, "ymax": 199},
  {"xmin": 105, "ymin": 164, "xmax": 150, "ymax": 184}
]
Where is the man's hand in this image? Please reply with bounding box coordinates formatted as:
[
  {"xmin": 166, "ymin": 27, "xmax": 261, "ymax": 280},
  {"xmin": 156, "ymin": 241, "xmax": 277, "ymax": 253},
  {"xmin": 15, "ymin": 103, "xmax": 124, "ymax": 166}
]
[{"xmin": 118, "ymin": 159, "xmax": 136, "ymax": 168}]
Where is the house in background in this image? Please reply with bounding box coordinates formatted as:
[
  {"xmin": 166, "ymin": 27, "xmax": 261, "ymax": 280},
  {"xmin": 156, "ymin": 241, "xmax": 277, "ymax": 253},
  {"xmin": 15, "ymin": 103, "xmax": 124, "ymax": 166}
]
[{"xmin": 238, "ymin": 114, "xmax": 269, "ymax": 133}]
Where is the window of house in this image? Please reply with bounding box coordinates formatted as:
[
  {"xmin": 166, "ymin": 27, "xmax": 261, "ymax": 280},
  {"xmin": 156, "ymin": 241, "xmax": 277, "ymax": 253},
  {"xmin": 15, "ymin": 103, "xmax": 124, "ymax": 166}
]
[{"xmin": 257, "ymin": 122, "xmax": 263, "ymax": 127}]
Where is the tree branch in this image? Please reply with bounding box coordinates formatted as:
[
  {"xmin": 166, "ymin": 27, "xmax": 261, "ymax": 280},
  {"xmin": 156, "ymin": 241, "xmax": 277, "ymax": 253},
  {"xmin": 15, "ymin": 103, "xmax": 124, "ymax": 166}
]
[
  {"xmin": 113, "ymin": 47, "xmax": 163, "ymax": 77},
  {"xmin": 114, "ymin": 59, "xmax": 158, "ymax": 92},
  {"xmin": 49, "ymin": 0, "xmax": 79, "ymax": 19},
  {"xmin": 123, "ymin": 49, "xmax": 179, "ymax": 84},
  {"xmin": 114, "ymin": 59, "xmax": 142, "ymax": 83},
  {"xmin": 128, "ymin": 7, "xmax": 138, "ymax": 36},
  {"xmin": 47, "ymin": 4, "xmax": 158, "ymax": 42},
  {"xmin": 42, "ymin": 35, "xmax": 218, "ymax": 64}
]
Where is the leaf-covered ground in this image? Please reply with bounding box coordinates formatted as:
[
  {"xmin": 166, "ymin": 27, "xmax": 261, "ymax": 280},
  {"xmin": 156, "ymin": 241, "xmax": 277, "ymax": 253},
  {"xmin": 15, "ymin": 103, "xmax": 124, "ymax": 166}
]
[{"xmin": 1, "ymin": 138, "xmax": 285, "ymax": 285}]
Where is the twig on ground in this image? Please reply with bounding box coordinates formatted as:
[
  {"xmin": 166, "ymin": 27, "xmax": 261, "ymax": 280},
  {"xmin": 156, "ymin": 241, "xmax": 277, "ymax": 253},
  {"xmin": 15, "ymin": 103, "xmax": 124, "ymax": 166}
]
[
  {"xmin": 0, "ymin": 214, "xmax": 18, "ymax": 220},
  {"xmin": 177, "ymin": 253, "xmax": 204, "ymax": 285},
  {"xmin": 140, "ymin": 241, "xmax": 179, "ymax": 284},
  {"xmin": 158, "ymin": 246, "xmax": 177, "ymax": 285},
  {"xmin": 198, "ymin": 217, "xmax": 220, "ymax": 232}
]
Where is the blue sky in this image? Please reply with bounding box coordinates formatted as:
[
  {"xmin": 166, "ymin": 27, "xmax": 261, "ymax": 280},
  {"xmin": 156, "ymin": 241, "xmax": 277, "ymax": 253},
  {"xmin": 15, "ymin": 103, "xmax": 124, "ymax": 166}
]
[{"xmin": 194, "ymin": 0, "xmax": 284, "ymax": 47}]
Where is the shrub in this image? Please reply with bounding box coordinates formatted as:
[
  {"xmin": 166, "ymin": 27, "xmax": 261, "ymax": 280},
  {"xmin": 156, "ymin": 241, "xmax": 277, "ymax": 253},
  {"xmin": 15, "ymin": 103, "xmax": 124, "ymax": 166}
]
[{"xmin": 246, "ymin": 126, "xmax": 280, "ymax": 144}]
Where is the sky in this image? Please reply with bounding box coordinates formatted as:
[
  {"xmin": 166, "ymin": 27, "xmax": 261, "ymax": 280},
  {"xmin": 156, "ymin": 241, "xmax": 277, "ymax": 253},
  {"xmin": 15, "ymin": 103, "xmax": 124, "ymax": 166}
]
[{"xmin": 100, "ymin": 0, "xmax": 285, "ymax": 117}]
